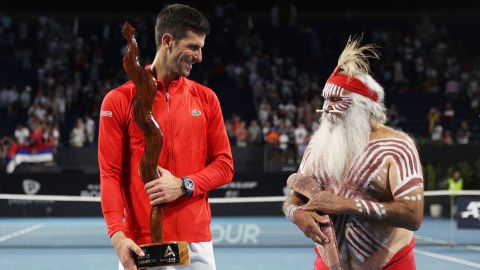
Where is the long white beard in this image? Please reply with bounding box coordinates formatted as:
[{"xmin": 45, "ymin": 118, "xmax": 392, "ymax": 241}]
[{"xmin": 310, "ymin": 102, "xmax": 371, "ymax": 182}]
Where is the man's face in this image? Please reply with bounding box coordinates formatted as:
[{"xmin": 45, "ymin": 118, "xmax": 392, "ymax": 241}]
[
  {"xmin": 167, "ymin": 30, "xmax": 205, "ymax": 77},
  {"xmin": 321, "ymin": 86, "xmax": 353, "ymax": 123},
  {"xmin": 313, "ymin": 87, "xmax": 371, "ymax": 182}
]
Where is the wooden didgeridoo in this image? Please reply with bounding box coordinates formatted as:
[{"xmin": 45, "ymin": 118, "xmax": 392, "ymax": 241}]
[
  {"xmin": 287, "ymin": 173, "xmax": 342, "ymax": 270},
  {"xmin": 121, "ymin": 22, "xmax": 189, "ymax": 268}
]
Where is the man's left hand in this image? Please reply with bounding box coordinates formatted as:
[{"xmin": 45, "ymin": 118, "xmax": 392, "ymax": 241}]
[
  {"xmin": 298, "ymin": 190, "xmax": 349, "ymax": 215},
  {"xmin": 144, "ymin": 167, "xmax": 183, "ymax": 205}
]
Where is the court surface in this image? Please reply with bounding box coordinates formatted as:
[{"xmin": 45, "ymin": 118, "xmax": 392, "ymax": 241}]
[
  {"xmin": 1, "ymin": 216, "xmax": 480, "ymax": 269},
  {"xmin": 1, "ymin": 246, "xmax": 480, "ymax": 270}
]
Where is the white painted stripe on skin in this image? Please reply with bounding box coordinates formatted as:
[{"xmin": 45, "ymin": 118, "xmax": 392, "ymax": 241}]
[
  {"xmin": 371, "ymin": 202, "xmax": 381, "ymax": 217},
  {"xmin": 354, "ymin": 141, "xmax": 417, "ymax": 181},
  {"xmin": 360, "ymin": 199, "xmax": 370, "ymax": 215},
  {"xmin": 379, "ymin": 142, "xmax": 416, "ymax": 176},
  {"xmin": 0, "ymin": 224, "xmax": 44, "ymax": 242},
  {"xmin": 371, "ymin": 139, "xmax": 417, "ymax": 167},
  {"xmin": 414, "ymin": 249, "xmax": 480, "ymax": 268},
  {"xmin": 346, "ymin": 231, "xmax": 370, "ymax": 259},
  {"xmin": 347, "ymin": 243, "xmax": 366, "ymax": 262},
  {"xmin": 354, "ymin": 149, "xmax": 407, "ymax": 185},
  {"xmin": 351, "ymin": 228, "xmax": 375, "ymax": 254},
  {"xmin": 395, "ymin": 185, "xmax": 423, "ymax": 198},
  {"xmin": 393, "ymin": 174, "xmax": 423, "ymax": 195}
]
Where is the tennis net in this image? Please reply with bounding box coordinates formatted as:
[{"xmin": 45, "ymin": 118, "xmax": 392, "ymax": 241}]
[{"xmin": 0, "ymin": 191, "xmax": 479, "ymax": 248}]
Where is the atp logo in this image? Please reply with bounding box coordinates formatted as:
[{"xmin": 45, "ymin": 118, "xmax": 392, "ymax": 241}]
[
  {"xmin": 454, "ymin": 197, "xmax": 480, "ymax": 229},
  {"xmin": 164, "ymin": 245, "xmax": 176, "ymax": 257},
  {"xmin": 461, "ymin": 201, "xmax": 480, "ymax": 220}
]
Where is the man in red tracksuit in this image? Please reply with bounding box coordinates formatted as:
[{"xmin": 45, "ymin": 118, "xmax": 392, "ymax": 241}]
[{"xmin": 98, "ymin": 4, "xmax": 234, "ymax": 270}]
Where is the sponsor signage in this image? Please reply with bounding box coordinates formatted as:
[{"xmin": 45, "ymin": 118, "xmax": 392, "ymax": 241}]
[
  {"xmin": 457, "ymin": 196, "xmax": 480, "ymax": 229},
  {"xmin": 210, "ymin": 172, "xmax": 290, "ymax": 197},
  {"xmin": 0, "ymin": 172, "xmax": 99, "ymax": 196},
  {"xmin": 0, "ymin": 172, "xmax": 290, "ymax": 198}
]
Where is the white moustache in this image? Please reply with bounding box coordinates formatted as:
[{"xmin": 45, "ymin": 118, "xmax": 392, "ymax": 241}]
[{"xmin": 316, "ymin": 108, "xmax": 343, "ymax": 114}]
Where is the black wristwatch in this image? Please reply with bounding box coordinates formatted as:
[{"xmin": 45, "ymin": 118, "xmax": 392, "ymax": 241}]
[{"xmin": 181, "ymin": 177, "xmax": 194, "ymax": 197}]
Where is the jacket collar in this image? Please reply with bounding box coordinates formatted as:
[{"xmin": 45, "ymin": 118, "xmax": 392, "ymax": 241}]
[{"xmin": 144, "ymin": 64, "xmax": 185, "ymax": 93}]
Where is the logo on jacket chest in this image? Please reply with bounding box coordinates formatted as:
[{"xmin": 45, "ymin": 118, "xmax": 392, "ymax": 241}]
[{"xmin": 191, "ymin": 109, "xmax": 202, "ymax": 117}]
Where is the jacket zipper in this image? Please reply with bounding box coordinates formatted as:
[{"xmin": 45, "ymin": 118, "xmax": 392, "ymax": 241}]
[{"xmin": 165, "ymin": 90, "xmax": 179, "ymax": 240}]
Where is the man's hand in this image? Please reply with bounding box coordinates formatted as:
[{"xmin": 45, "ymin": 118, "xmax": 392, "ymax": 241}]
[
  {"xmin": 299, "ymin": 190, "xmax": 350, "ymax": 214},
  {"xmin": 292, "ymin": 208, "xmax": 331, "ymax": 244},
  {"xmin": 111, "ymin": 231, "xmax": 144, "ymax": 270},
  {"xmin": 144, "ymin": 167, "xmax": 183, "ymax": 205}
]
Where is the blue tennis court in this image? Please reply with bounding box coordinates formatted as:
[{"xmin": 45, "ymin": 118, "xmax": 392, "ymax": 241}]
[
  {"xmin": 1, "ymin": 216, "xmax": 480, "ymax": 270},
  {"xmin": 1, "ymin": 246, "xmax": 480, "ymax": 270}
]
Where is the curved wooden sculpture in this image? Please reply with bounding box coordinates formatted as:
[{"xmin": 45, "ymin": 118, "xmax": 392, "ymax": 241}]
[
  {"xmin": 121, "ymin": 22, "xmax": 189, "ymax": 268},
  {"xmin": 287, "ymin": 173, "xmax": 342, "ymax": 270},
  {"xmin": 122, "ymin": 21, "xmax": 164, "ymax": 244}
]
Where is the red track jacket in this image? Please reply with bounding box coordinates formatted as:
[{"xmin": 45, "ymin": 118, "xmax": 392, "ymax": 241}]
[{"xmin": 98, "ymin": 72, "xmax": 234, "ymax": 245}]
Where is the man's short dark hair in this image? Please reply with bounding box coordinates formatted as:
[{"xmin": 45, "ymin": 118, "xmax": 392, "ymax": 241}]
[{"xmin": 155, "ymin": 4, "xmax": 210, "ymax": 49}]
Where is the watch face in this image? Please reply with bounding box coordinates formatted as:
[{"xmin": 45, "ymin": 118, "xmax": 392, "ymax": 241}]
[{"xmin": 185, "ymin": 180, "xmax": 194, "ymax": 190}]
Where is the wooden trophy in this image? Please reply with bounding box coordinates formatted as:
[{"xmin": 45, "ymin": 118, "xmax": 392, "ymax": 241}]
[
  {"xmin": 287, "ymin": 173, "xmax": 342, "ymax": 270},
  {"xmin": 121, "ymin": 22, "xmax": 189, "ymax": 269}
]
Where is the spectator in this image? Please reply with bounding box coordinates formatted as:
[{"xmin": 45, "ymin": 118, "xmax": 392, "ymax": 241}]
[
  {"xmin": 0, "ymin": 137, "xmax": 14, "ymax": 162},
  {"xmin": 442, "ymin": 130, "xmax": 453, "ymax": 145},
  {"xmin": 230, "ymin": 113, "xmax": 241, "ymax": 135},
  {"xmin": 456, "ymin": 120, "xmax": 470, "ymax": 145},
  {"xmin": 443, "ymin": 102, "xmax": 455, "ymax": 131},
  {"xmin": 69, "ymin": 118, "xmax": 85, "ymax": 147},
  {"xmin": 247, "ymin": 119, "xmax": 262, "ymax": 144},
  {"xmin": 278, "ymin": 130, "xmax": 290, "ymax": 162},
  {"xmin": 258, "ymin": 98, "xmax": 271, "ymax": 126},
  {"xmin": 1, "ymin": 10, "xmax": 480, "ymax": 172},
  {"xmin": 427, "ymin": 107, "xmax": 441, "ymax": 135},
  {"xmin": 83, "ymin": 113, "xmax": 96, "ymax": 145},
  {"xmin": 14, "ymin": 123, "xmax": 30, "ymax": 146},
  {"xmin": 445, "ymin": 169, "xmax": 463, "ymax": 217},
  {"xmin": 447, "ymin": 170, "xmax": 463, "ymax": 192},
  {"xmin": 19, "ymin": 85, "xmax": 32, "ymax": 111},
  {"xmin": 235, "ymin": 120, "xmax": 249, "ymax": 147},
  {"xmin": 265, "ymin": 126, "xmax": 280, "ymax": 146},
  {"xmin": 4, "ymin": 84, "xmax": 18, "ymax": 118},
  {"xmin": 30, "ymin": 120, "xmax": 44, "ymax": 146},
  {"xmin": 444, "ymin": 77, "xmax": 460, "ymax": 100},
  {"xmin": 44, "ymin": 123, "xmax": 60, "ymax": 151},
  {"xmin": 430, "ymin": 122, "xmax": 443, "ymax": 145},
  {"xmin": 293, "ymin": 122, "xmax": 309, "ymax": 163}
]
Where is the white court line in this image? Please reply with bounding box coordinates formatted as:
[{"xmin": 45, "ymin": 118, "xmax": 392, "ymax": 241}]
[
  {"xmin": 416, "ymin": 235, "xmax": 451, "ymax": 245},
  {"xmin": 416, "ymin": 236, "xmax": 480, "ymax": 252},
  {"xmin": 466, "ymin": 245, "xmax": 480, "ymax": 252},
  {"xmin": 0, "ymin": 224, "xmax": 45, "ymax": 242},
  {"xmin": 415, "ymin": 249, "xmax": 480, "ymax": 268}
]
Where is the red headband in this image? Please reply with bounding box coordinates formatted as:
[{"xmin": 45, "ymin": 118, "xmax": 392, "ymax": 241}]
[{"xmin": 326, "ymin": 66, "xmax": 378, "ymax": 102}]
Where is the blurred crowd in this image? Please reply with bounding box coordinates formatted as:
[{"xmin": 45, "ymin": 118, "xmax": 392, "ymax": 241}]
[
  {"xmin": 217, "ymin": 3, "xmax": 479, "ymax": 164},
  {"xmin": 0, "ymin": 3, "xmax": 479, "ymax": 166}
]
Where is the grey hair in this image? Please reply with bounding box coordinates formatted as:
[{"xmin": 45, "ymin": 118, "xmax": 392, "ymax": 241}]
[
  {"xmin": 350, "ymin": 93, "xmax": 387, "ymax": 125},
  {"xmin": 337, "ymin": 35, "xmax": 386, "ymax": 124}
]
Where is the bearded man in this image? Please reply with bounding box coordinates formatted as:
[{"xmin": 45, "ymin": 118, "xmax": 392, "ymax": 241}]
[{"xmin": 283, "ymin": 37, "xmax": 424, "ymax": 270}]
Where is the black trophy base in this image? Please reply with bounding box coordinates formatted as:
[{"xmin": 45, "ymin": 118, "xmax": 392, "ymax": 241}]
[{"xmin": 135, "ymin": 241, "xmax": 190, "ymax": 269}]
